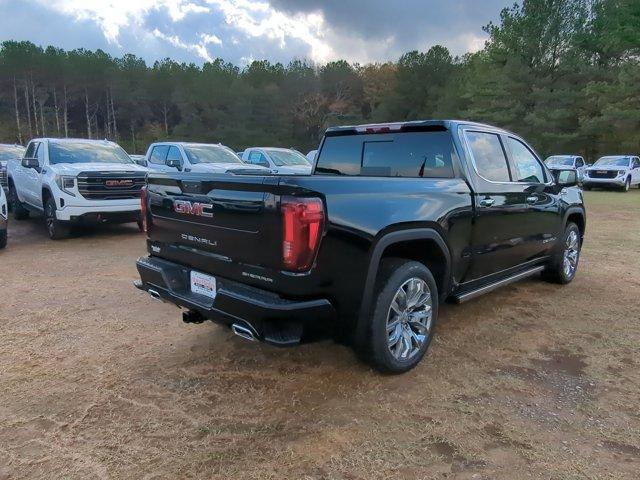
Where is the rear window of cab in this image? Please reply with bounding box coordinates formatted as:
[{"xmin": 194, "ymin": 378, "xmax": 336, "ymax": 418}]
[{"xmin": 315, "ymin": 130, "xmax": 456, "ymax": 178}]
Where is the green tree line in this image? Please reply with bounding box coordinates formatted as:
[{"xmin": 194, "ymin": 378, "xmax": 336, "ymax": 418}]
[{"xmin": 0, "ymin": 0, "xmax": 638, "ymax": 159}]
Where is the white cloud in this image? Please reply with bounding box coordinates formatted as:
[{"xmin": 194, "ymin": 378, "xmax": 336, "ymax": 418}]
[
  {"xmin": 152, "ymin": 28, "xmax": 213, "ymax": 62},
  {"xmin": 206, "ymin": 0, "xmax": 332, "ymax": 62},
  {"xmin": 32, "ymin": 0, "xmax": 210, "ymax": 41},
  {"xmin": 6, "ymin": 0, "xmax": 511, "ymax": 66},
  {"xmin": 201, "ymin": 33, "xmax": 223, "ymax": 45}
]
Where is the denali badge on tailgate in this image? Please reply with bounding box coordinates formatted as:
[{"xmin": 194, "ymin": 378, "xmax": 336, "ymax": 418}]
[{"xmin": 173, "ymin": 199, "xmax": 213, "ymax": 218}]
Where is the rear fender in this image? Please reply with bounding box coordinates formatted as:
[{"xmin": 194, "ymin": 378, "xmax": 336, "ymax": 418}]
[{"xmin": 355, "ymin": 228, "xmax": 451, "ymax": 347}]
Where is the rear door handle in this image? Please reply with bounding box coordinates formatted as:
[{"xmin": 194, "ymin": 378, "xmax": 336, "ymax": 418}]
[
  {"xmin": 479, "ymin": 198, "xmax": 495, "ymax": 207},
  {"xmin": 526, "ymin": 195, "xmax": 538, "ymax": 204}
]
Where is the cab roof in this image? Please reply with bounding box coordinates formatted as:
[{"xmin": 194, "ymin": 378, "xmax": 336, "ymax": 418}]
[
  {"xmin": 324, "ymin": 119, "xmax": 513, "ymax": 136},
  {"xmin": 30, "ymin": 138, "xmax": 119, "ymax": 145}
]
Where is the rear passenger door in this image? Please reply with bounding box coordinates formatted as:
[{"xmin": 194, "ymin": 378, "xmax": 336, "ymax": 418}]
[{"xmin": 463, "ymin": 129, "xmax": 535, "ymax": 280}]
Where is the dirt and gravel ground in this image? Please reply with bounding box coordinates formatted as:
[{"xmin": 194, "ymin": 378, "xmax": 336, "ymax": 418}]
[{"xmin": 0, "ymin": 190, "xmax": 639, "ymax": 480}]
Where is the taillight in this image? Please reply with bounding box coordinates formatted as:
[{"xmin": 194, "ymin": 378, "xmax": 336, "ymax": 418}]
[
  {"xmin": 281, "ymin": 196, "xmax": 325, "ymax": 271},
  {"xmin": 140, "ymin": 186, "xmax": 148, "ymax": 233}
]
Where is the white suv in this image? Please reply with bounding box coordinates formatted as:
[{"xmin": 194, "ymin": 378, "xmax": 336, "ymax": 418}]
[
  {"xmin": 0, "ymin": 182, "xmax": 7, "ymax": 249},
  {"xmin": 7, "ymin": 138, "xmax": 148, "ymax": 239},
  {"xmin": 241, "ymin": 147, "xmax": 312, "ymax": 174},
  {"xmin": 145, "ymin": 142, "xmax": 269, "ymax": 174},
  {"xmin": 583, "ymin": 155, "xmax": 640, "ymax": 192},
  {"xmin": 545, "ymin": 155, "xmax": 587, "ymax": 183}
]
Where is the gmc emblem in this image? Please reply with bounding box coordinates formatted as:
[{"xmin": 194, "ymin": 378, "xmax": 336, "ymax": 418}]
[
  {"xmin": 105, "ymin": 179, "xmax": 134, "ymax": 187},
  {"xmin": 173, "ymin": 200, "xmax": 214, "ymax": 218}
]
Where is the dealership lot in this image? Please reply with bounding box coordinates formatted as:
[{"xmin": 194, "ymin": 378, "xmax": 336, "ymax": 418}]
[{"xmin": 0, "ymin": 190, "xmax": 638, "ymax": 479}]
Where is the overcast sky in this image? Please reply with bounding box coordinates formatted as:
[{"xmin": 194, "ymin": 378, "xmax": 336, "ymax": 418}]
[{"xmin": 0, "ymin": 0, "xmax": 513, "ymax": 66}]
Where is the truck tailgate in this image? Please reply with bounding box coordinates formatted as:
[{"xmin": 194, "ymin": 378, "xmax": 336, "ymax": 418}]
[{"xmin": 147, "ymin": 172, "xmax": 286, "ymax": 269}]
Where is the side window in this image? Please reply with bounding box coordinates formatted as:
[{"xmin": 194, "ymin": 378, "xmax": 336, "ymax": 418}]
[
  {"xmin": 149, "ymin": 145, "xmax": 169, "ymax": 165},
  {"xmin": 507, "ymin": 137, "xmax": 546, "ymax": 183},
  {"xmin": 166, "ymin": 146, "xmax": 182, "ymax": 163},
  {"xmin": 25, "ymin": 142, "xmax": 38, "ymax": 159},
  {"xmin": 575, "ymin": 157, "xmax": 584, "ymax": 168},
  {"xmin": 633, "ymin": 158, "xmax": 640, "ymax": 168},
  {"xmin": 466, "ymin": 131, "xmax": 511, "ymax": 182},
  {"xmin": 36, "ymin": 143, "xmax": 46, "ymax": 164},
  {"xmin": 247, "ymin": 151, "xmax": 269, "ymax": 167}
]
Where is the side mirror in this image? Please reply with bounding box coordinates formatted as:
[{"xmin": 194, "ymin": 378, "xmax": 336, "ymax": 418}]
[
  {"xmin": 554, "ymin": 169, "xmax": 577, "ymax": 187},
  {"xmin": 166, "ymin": 158, "xmax": 182, "ymax": 170},
  {"xmin": 135, "ymin": 159, "xmax": 148, "ymax": 167},
  {"xmin": 22, "ymin": 158, "xmax": 40, "ymax": 170}
]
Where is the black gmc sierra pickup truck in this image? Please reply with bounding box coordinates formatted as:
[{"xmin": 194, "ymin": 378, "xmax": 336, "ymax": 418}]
[{"xmin": 135, "ymin": 120, "xmax": 585, "ymax": 373}]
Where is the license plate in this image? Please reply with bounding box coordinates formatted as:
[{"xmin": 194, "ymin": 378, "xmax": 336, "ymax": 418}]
[{"xmin": 190, "ymin": 270, "xmax": 217, "ymax": 299}]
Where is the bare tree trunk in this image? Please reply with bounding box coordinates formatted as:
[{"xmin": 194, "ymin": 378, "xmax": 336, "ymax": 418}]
[
  {"xmin": 31, "ymin": 77, "xmax": 39, "ymax": 136},
  {"xmin": 63, "ymin": 84, "xmax": 69, "ymax": 137},
  {"xmin": 162, "ymin": 102, "xmax": 168, "ymax": 135},
  {"xmin": 24, "ymin": 78, "xmax": 32, "ymax": 138},
  {"xmin": 53, "ymin": 86, "xmax": 61, "ymax": 136},
  {"xmin": 131, "ymin": 123, "xmax": 136, "ymax": 153},
  {"xmin": 91, "ymin": 105, "xmax": 99, "ymax": 139},
  {"xmin": 13, "ymin": 76, "xmax": 22, "ymax": 144},
  {"xmin": 105, "ymin": 90, "xmax": 111, "ymax": 138},
  {"xmin": 84, "ymin": 88, "xmax": 92, "ymax": 139},
  {"xmin": 39, "ymin": 100, "xmax": 46, "ymax": 137},
  {"xmin": 110, "ymin": 88, "xmax": 118, "ymax": 141}
]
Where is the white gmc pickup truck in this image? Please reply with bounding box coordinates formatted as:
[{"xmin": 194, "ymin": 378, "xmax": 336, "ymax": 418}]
[{"xmin": 7, "ymin": 138, "xmax": 148, "ymax": 239}]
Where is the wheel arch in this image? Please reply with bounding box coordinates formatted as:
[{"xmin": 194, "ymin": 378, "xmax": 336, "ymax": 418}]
[
  {"xmin": 564, "ymin": 207, "xmax": 585, "ymax": 243},
  {"xmin": 355, "ymin": 228, "xmax": 451, "ymax": 348},
  {"xmin": 42, "ymin": 186, "xmax": 53, "ymax": 201}
]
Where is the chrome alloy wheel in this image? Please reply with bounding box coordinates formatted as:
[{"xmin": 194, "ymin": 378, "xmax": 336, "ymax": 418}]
[
  {"xmin": 563, "ymin": 230, "xmax": 579, "ymax": 278},
  {"xmin": 386, "ymin": 277, "xmax": 433, "ymax": 360}
]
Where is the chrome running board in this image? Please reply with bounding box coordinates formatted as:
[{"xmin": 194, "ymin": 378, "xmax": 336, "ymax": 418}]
[{"xmin": 452, "ymin": 266, "xmax": 545, "ymax": 303}]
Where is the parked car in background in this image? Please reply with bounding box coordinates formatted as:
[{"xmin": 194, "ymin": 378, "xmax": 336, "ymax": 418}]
[
  {"xmin": 583, "ymin": 155, "xmax": 640, "ymax": 192},
  {"xmin": 7, "ymin": 138, "xmax": 147, "ymax": 239},
  {"xmin": 145, "ymin": 142, "xmax": 269, "ymax": 174},
  {"xmin": 306, "ymin": 149, "xmax": 318, "ymax": 163},
  {"xmin": 545, "ymin": 155, "xmax": 587, "ymax": 183},
  {"xmin": 241, "ymin": 147, "xmax": 312, "ymax": 174},
  {"xmin": 0, "ymin": 144, "xmax": 26, "ymax": 195},
  {"xmin": 135, "ymin": 120, "xmax": 585, "ymax": 373},
  {"xmin": 0, "ymin": 182, "xmax": 7, "ymax": 249},
  {"xmin": 129, "ymin": 154, "xmax": 147, "ymax": 167}
]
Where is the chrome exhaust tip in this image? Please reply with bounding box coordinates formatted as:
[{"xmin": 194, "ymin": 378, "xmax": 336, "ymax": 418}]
[
  {"xmin": 231, "ymin": 323, "xmax": 258, "ymax": 342},
  {"xmin": 147, "ymin": 289, "xmax": 161, "ymax": 300}
]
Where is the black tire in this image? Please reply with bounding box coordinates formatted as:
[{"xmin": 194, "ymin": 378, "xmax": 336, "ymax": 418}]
[
  {"xmin": 0, "ymin": 229, "xmax": 6, "ymax": 249},
  {"xmin": 10, "ymin": 183, "xmax": 29, "ymax": 220},
  {"xmin": 362, "ymin": 258, "xmax": 439, "ymax": 374},
  {"xmin": 136, "ymin": 217, "xmax": 144, "ymax": 232},
  {"xmin": 622, "ymin": 177, "xmax": 631, "ymax": 192},
  {"xmin": 44, "ymin": 196, "xmax": 70, "ymax": 240},
  {"xmin": 544, "ymin": 222, "xmax": 581, "ymax": 284}
]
